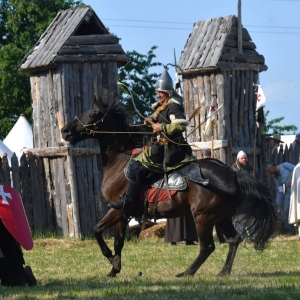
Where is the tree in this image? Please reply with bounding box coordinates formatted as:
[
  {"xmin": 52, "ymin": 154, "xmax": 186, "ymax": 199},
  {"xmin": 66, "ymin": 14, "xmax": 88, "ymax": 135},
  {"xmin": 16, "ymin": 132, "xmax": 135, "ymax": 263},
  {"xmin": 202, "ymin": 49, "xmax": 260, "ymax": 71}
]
[
  {"xmin": 0, "ymin": 0, "xmax": 83, "ymax": 139},
  {"xmin": 264, "ymin": 110, "xmax": 298, "ymax": 134},
  {"xmin": 118, "ymin": 46, "xmax": 162, "ymax": 124}
]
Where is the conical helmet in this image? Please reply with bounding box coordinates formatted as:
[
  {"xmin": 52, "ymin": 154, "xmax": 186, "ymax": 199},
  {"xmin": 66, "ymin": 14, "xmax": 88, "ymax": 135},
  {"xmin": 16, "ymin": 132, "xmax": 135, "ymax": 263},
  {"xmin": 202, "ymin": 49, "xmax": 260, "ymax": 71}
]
[{"xmin": 155, "ymin": 69, "xmax": 173, "ymax": 95}]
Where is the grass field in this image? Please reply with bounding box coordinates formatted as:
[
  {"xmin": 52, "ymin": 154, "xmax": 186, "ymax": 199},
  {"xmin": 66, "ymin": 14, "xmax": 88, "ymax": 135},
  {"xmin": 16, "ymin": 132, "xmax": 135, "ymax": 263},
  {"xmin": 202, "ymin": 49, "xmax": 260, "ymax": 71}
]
[{"xmin": 0, "ymin": 233, "xmax": 300, "ymax": 299}]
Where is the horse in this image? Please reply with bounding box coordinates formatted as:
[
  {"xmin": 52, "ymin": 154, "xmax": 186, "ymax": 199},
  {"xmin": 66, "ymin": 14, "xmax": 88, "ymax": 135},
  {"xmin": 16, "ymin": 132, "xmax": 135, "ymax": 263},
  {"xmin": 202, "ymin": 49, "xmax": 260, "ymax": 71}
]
[{"xmin": 61, "ymin": 96, "xmax": 277, "ymax": 278}]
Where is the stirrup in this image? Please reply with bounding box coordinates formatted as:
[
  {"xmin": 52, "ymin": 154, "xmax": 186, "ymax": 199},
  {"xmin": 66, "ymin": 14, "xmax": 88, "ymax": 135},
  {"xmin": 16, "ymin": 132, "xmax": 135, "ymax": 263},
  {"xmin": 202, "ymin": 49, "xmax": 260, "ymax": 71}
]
[{"xmin": 108, "ymin": 198, "xmax": 126, "ymax": 211}]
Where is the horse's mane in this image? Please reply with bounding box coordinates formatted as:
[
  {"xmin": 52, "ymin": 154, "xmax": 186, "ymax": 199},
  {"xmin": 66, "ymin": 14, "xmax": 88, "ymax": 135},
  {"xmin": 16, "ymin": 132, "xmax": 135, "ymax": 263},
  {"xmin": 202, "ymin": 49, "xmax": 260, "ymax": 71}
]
[{"xmin": 106, "ymin": 101, "xmax": 146, "ymax": 149}]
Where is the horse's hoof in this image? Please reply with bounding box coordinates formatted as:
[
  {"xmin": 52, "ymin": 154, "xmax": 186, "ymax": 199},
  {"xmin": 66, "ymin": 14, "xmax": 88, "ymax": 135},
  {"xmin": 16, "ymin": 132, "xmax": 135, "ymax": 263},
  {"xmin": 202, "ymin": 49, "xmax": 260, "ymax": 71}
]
[
  {"xmin": 107, "ymin": 271, "xmax": 117, "ymax": 277},
  {"xmin": 217, "ymin": 270, "xmax": 230, "ymax": 277},
  {"xmin": 175, "ymin": 272, "xmax": 185, "ymax": 278},
  {"xmin": 108, "ymin": 255, "xmax": 121, "ymax": 272}
]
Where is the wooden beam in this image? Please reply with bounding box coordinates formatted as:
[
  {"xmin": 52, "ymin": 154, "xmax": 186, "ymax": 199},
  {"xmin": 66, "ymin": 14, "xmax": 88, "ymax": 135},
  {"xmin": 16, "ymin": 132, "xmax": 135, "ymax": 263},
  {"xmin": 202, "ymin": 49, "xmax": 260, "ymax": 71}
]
[
  {"xmin": 28, "ymin": 147, "xmax": 100, "ymax": 157},
  {"xmin": 54, "ymin": 54, "xmax": 129, "ymax": 63},
  {"xmin": 218, "ymin": 61, "xmax": 268, "ymax": 72},
  {"xmin": 65, "ymin": 34, "xmax": 119, "ymax": 46},
  {"xmin": 190, "ymin": 141, "xmax": 262, "ymax": 155},
  {"xmin": 59, "ymin": 44, "xmax": 124, "ymax": 55}
]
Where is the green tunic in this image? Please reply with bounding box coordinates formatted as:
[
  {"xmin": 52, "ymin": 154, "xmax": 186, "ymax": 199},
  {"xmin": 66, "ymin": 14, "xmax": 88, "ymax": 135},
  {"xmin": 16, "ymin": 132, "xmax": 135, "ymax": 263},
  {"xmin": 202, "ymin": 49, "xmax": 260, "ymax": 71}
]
[{"xmin": 134, "ymin": 120, "xmax": 196, "ymax": 173}]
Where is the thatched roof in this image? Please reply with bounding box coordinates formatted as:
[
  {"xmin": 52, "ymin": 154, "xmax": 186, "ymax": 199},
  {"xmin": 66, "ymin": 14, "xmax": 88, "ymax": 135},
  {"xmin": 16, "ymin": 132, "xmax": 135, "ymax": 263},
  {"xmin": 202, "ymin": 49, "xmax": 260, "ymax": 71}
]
[
  {"xmin": 20, "ymin": 6, "xmax": 128, "ymax": 73},
  {"xmin": 178, "ymin": 15, "xmax": 267, "ymax": 74}
]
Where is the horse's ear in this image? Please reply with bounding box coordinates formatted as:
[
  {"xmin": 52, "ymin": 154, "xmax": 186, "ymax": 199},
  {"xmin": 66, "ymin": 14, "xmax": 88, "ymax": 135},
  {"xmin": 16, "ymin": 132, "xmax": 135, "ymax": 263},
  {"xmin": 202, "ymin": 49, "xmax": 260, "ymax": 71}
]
[{"xmin": 94, "ymin": 95, "xmax": 105, "ymax": 109}]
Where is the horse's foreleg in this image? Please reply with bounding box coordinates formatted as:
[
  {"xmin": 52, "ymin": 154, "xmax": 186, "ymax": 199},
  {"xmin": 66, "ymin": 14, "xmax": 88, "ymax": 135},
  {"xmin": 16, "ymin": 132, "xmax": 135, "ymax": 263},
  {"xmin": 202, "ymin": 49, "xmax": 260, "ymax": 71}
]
[
  {"xmin": 94, "ymin": 209, "xmax": 126, "ymax": 277},
  {"xmin": 175, "ymin": 223, "xmax": 215, "ymax": 278},
  {"xmin": 217, "ymin": 233, "xmax": 241, "ymax": 276}
]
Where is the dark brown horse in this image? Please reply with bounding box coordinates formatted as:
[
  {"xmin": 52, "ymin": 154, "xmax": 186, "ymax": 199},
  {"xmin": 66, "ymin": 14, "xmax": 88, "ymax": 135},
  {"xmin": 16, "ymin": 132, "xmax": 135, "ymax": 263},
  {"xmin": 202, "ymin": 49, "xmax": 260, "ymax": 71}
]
[{"xmin": 61, "ymin": 97, "xmax": 277, "ymax": 278}]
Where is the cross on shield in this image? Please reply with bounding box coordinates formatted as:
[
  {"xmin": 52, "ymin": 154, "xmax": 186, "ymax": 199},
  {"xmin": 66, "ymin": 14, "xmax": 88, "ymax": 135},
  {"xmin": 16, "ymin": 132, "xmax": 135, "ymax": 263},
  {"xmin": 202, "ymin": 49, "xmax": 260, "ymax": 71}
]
[{"xmin": 0, "ymin": 185, "xmax": 33, "ymax": 250}]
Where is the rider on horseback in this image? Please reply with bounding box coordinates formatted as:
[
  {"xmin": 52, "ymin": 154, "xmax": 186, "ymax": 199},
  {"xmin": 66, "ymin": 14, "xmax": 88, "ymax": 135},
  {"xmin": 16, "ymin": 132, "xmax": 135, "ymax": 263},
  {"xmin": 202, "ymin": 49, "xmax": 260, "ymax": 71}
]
[{"xmin": 109, "ymin": 68, "xmax": 206, "ymax": 216}]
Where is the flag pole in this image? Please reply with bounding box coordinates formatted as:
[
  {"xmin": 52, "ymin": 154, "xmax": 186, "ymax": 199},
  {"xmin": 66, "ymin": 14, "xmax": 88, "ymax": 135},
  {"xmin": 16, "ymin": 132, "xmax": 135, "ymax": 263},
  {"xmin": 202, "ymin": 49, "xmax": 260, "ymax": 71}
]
[
  {"xmin": 253, "ymin": 68, "xmax": 260, "ymax": 178},
  {"xmin": 253, "ymin": 112, "xmax": 258, "ymax": 178}
]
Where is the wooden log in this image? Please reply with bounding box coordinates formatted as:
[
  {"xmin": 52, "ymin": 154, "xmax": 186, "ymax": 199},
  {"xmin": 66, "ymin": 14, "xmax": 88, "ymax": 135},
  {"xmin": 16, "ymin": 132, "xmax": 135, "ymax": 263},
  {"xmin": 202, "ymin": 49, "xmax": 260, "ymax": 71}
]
[
  {"xmin": 197, "ymin": 18, "xmax": 223, "ymax": 69},
  {"xmin": 218, "ymin": 61, "xmax": 268, "ymax": 72},
  {"xmin": 203, "ymin": 74, "xmax": 211, "ymax": 142},
  {"xmin": 219, "ymin": 53, "xmax": 265, "ymax": 64},
  {"xmin": 28, "ymin": 154, "xmax": 44, "ymax": 231},
  {"xmin": 224, "ymin": 38, "xmax": 256, "ymax": 49},
  {"xmin": 227, "ymin": 26, "xmax": 252, "ymax": 41},
  {"xmin": 11, "ymin": 154, "xmax": 20, "ymax": 191},
  {"xmin": 66, "ymin": 154, "xmax": 81, "ymax": 238},
  {"xmin": 249, "ymin": 71, "xmax": 256, "ymax": 145},
  {"xmin": 237, "ymin": 71, "xmax": 245, "ymax": 146},
  {"xmin": 243, "ymin": 71, "xmax": 250, "ymax": 146},
  {"xmin": 28, "ymin": 147, "xmax": 100, "ymax": 157},
  {"xmin": 190, "ymin": 139, "xmax": 228, "ymax": 150},
  {"xmin": 185, "ymin": 19, "xmax": 211, "ymax": 69},
  {"xmin": 231, "ymin": 70, "xmax": 238, "ymax": 146},
  {"xmin": 43, "ymin": 157, "xmax": 54, "ymax": 232},
  {"xmin": 65, "ymin": 34, "xmax": 119, "ymax": 46},
  {"xmin": 19, "ymin": 155, "xmax": 33, "ymax": 228},
  {"xmin": 216, "ymin": 73, "xmax": 226, "ymax": 163},
  {"xmin": 178, "ymin": 66, "xmax": 219, "ymax": 75},
  {"xmin": 74, "ymin": 156, "xmax": 87, "ymax": 236},
  {"xmin": 54, "ymin": 54, "xmax": 129, "ymax": 64},
  {"xmin": 59, "ymin": 44, "xmax": 124, "ymax": 55}
]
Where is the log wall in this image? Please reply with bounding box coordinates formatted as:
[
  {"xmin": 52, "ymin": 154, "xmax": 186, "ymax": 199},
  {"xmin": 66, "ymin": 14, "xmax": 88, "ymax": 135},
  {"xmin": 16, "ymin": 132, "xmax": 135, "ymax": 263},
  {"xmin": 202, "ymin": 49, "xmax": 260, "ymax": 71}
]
[
  {"xmin": 183, "ymin": 69, "xmax": 264, "ymax": 178},
  {"xmin": 28, "ymin": 61, "xmax": 119, "ymax": 237}
]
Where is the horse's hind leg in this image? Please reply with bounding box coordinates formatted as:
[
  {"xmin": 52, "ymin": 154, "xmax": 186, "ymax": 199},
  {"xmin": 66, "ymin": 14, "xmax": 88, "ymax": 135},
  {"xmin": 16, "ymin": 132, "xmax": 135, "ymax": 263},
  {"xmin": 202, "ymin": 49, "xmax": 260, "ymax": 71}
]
[
  {"xmin": 94, "ymin": 209, "xmax": 126, "ymax": 277},
  {"xmin": 216, "ymin": 217, "xmax": 241, "ymax": 276},
  {"xmin": 175, "ymin": 222, "xmax": 215, "ymax": 278}
]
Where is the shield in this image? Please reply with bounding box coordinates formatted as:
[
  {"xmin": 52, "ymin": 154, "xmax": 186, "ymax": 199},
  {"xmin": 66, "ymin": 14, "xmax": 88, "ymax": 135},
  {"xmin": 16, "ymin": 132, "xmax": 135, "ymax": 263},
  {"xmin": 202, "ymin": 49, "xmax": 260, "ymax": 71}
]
[{"xmin": 0, "ymin": 185, "xmax": 33, "ymax": 250}]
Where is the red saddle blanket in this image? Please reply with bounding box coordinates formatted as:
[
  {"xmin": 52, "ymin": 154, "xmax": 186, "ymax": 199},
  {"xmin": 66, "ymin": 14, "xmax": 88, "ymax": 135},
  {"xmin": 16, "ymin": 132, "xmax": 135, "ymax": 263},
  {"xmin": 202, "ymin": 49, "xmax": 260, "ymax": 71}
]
[{"xmin": 140, "ymin": 186, "xmax": 178, "ymax": 203}]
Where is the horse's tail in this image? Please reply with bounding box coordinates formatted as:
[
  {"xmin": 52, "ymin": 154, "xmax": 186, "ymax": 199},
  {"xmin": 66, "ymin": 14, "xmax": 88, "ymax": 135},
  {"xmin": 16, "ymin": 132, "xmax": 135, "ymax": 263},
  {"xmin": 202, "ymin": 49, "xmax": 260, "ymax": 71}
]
[{"xmin": 236, "ymin": 173, "xmax": 278, "ymax": 251}]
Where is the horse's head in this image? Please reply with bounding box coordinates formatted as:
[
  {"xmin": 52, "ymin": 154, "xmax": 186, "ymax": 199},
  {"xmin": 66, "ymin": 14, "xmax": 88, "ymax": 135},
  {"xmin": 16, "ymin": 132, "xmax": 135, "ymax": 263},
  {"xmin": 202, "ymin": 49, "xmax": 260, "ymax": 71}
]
[{"xmin": 61, "ymin": 96, "xmax": 109, "ymax": 145}]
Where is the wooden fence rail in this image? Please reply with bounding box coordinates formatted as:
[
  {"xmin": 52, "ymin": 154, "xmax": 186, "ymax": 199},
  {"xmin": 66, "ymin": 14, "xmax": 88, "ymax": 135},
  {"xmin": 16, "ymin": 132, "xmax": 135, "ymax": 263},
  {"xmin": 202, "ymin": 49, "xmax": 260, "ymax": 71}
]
[{"xmin": 0, "ymin": 148, "xmax": 110, "ymax": 238}]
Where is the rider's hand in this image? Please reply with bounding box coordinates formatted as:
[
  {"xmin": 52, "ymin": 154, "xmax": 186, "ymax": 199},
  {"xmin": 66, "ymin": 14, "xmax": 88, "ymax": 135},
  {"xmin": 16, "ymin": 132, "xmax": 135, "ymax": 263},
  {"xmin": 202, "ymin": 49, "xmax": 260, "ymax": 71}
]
[
  {"xmin": 144, "ymin": 118, "xmax": 153, "ymax": 126},
  {"xmin": 152, "ymin": 123, "xmax": 161, "ymax": 133}
]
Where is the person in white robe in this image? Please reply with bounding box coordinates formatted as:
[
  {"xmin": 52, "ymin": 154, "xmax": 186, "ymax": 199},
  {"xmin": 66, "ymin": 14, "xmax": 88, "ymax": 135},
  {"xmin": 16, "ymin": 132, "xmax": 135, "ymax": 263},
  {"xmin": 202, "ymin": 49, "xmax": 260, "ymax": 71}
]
[{"xmin": 289, "ymin": 161, "xmax": 300, "ymax": 239}]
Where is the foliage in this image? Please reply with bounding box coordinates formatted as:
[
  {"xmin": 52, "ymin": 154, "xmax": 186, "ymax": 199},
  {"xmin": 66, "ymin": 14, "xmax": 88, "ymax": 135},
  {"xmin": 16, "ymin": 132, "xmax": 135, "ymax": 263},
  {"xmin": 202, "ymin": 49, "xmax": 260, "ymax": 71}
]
[
  {"xmin": 2, "ymin": 235, "xmax": 300, "ymax": 299},
  {"xmin": 118, "ymin": 46, "xmax": 162, "ymax": 124},
  {"xmin": 264, "ymin": 110, "xmax": 298, "ymax": 134},
  {"xmin": 0, "ymin": 0, "xmax": 83, "ymax": 139}
]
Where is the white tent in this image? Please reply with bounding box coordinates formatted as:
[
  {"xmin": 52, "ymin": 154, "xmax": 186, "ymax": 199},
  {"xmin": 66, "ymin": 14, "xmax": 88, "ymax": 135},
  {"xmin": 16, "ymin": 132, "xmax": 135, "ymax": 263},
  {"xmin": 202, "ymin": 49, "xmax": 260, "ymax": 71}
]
[
  {"xmin": 3, "ymin": 114, "xmax": 33, "ymax": 161},
  {"xmin": 0, "ymin": 140, "xmax": 13, "ymax": 166}
]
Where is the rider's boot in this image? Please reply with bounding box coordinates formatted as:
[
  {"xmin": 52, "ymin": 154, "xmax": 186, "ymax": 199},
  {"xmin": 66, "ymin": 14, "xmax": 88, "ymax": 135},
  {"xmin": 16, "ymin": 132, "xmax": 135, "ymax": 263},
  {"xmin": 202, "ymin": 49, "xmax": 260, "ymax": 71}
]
[{"xmin": 108, "ymin": 181, "xmax": 140, "ymax": 216}]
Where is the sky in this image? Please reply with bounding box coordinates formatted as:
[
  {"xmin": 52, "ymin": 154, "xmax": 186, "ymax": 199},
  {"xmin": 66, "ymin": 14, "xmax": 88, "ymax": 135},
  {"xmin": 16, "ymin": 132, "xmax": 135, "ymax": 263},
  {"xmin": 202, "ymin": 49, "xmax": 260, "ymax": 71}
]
[{"xmin": 84, "ymin": 0, "xmax": 300, "ymax": 134}]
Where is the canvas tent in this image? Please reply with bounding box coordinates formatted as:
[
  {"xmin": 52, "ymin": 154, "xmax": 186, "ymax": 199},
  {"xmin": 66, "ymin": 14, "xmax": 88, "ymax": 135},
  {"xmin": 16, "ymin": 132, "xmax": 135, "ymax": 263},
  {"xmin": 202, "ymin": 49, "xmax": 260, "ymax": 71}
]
[
  {"xmin": 0, "ymin": 140, "xmax": 13, "ymax": 166},
  {"xmin": 3, "ymin": 114, "xmax": 33, "ymax": 161}
]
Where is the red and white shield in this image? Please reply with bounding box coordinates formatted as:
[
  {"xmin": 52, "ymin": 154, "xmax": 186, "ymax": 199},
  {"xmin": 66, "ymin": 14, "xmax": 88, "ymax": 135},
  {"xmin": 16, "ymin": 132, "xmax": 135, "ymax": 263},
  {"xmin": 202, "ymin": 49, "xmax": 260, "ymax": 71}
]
[{"xmin": 0, "ymin": 185, "xmax": 33, "ymax": 250}]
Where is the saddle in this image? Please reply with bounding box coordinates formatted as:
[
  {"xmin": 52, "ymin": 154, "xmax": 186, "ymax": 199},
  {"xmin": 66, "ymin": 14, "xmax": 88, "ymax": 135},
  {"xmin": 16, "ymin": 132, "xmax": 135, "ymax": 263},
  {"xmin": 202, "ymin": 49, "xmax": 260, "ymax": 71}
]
[{"xmin": 124, "ymin": 158, "xmax": 209, "ymax": 203}]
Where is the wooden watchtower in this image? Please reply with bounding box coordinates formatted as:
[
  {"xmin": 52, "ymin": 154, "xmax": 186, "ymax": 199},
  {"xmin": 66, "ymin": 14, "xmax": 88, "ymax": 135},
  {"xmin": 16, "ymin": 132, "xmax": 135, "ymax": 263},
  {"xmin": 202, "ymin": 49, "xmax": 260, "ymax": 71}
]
[
  {"xmin": 178, "ymin": 15, "xmax": 267, "ymax": 178},
  {"xmin": 19, "ymin": 6, "xmax": 128, "ymax": 237}
]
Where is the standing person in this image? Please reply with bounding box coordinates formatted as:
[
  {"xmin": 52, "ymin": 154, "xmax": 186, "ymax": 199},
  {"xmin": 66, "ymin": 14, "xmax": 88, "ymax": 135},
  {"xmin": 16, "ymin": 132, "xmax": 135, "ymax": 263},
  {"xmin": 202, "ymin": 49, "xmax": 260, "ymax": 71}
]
[
  {"xmin": 231, "ymin": 150, "xmax": 254, "ymax": 175},
  {"xmin": 109, "ymin": 69, "xmax": 207, "ymax": 215},
  {"xmin": 292, "ymin": 133, "xmax": 300, "ymax": 165},
  {"xmin": 289, "ymin": 158, "xmax": 300, "ymax": 239},
  {"xmin": 231, "ymin": 150, "xmax": 257, "ymax": 240},
  {"xmin": 164, "ymin": 214, "xmax": 198, "ymax": 246},
  {"xmin": 0, "ymin": 219, "xmax": 36, "ymax": 286},
  {"xmin": 265, "ymin": 162, "xmax": 296, "ymax": 236}
]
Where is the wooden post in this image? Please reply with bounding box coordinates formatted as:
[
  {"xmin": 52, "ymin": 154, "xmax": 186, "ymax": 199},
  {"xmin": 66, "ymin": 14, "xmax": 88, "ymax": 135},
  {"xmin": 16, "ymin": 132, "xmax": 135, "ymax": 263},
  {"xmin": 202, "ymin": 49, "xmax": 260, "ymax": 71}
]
[
  {"xmin": 66, "ymin": 146, "xmax": 81, "ymax": 238},
  {"xmin": 253, "ymin": 112, "xmax": 258, "ymax": 177},
  {"xmin": 238, "ymin": 0, "xmax": 242, "ymax": 55},
  {"xmin": 211, "ymin": 122, "xmax": 214, "ymax": 158}
]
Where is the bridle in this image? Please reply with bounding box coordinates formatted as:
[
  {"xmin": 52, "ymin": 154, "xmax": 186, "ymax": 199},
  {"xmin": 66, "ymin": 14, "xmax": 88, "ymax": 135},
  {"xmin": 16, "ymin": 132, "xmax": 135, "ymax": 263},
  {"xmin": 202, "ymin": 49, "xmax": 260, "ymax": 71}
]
[{"xmin": 75, "ymin": 110, "xmax": 108, "ymax": 135}]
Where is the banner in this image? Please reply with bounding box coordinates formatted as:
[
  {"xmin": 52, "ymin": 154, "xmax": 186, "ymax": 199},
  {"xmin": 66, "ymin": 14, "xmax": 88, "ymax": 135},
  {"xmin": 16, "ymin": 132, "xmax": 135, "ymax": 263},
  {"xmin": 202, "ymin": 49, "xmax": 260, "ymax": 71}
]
[
  {"xmin": 204, "ymin": 97, "xmax": 217, "ymax": 136},
  {"xmin": 256, "ymin": 85, "xmax": 266, "ymax": 111}
]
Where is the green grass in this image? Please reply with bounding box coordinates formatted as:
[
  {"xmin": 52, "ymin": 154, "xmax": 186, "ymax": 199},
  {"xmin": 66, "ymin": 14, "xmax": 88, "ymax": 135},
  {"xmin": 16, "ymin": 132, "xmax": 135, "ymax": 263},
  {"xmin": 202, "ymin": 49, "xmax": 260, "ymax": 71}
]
[{"xmin": 1, "ymin": 235, "xmax": 300, "ymax": 299}]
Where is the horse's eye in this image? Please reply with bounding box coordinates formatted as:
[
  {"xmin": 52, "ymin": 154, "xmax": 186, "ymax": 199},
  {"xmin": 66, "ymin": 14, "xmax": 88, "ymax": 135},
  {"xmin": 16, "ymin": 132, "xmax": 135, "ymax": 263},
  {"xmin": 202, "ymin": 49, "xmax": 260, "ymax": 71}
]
[{"xmin": 89, "ymin": 114, "xmax": 94, "ymax": 117}]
